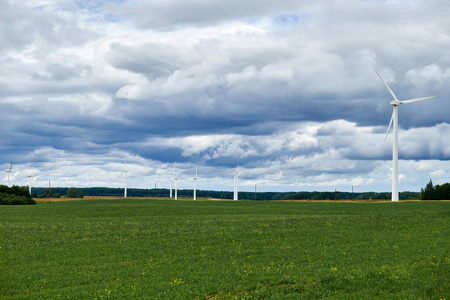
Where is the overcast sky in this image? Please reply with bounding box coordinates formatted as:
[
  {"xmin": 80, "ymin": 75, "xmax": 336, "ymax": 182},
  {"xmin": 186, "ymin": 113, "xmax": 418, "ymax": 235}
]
[{"xmin": 1, "ymin": 0, "xmax": 449, "ymax": 193}]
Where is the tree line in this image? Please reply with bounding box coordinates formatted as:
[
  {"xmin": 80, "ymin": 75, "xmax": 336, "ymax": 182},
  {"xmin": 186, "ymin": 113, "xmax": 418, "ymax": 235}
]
[
  {"xmin": 35, "ymin": 187, "xmax": 85, "ymax": 199},
  {"xmin": 419, "ymin": 180, "xmax": 450, "ymax": 200},
  {"xmin": 30, "ymin": 186, "xmax": 422, "ymax": 200},
  {"xmin": 13, "ymin": 180, "xmax": 449, "ymax": 202}
]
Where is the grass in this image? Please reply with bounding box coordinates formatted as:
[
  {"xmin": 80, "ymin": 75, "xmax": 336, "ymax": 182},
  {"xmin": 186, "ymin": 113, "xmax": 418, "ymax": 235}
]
[{"xmin": 1, "ymin": 199, "xmax": 449, "ymax": 299}]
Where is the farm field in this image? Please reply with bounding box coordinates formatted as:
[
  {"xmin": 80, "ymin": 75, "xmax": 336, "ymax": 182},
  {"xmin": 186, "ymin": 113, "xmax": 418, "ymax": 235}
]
[{"xmin": 1, "ymin": 199, "xmax": 449, "ymax": 299}]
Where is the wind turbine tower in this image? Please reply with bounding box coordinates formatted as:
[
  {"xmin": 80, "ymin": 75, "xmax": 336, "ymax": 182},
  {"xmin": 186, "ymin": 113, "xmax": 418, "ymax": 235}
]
[
  {"xmin": 28, "ymin": 172, "xmax": 35, "ymax": 195},
  {"xmin": 231, "ymin": 165, "xmax": 244, "ymax": 201},
  {"xmin": 376, "ymin": 71, "xmax": 435, "ymax": 202},
  {"xmin": 5, "ymin": 163, "xmax": 13, "ymax": 186},
  {"xmin": 174, "ymin": 173, "xmax": 179, "ymax": 200},
  {"xmin": 166, "ymin": 163, "xmax": 176, "ymax": 198},
  {"xmin": 192, "ymin": 168, "xmax": 198, "ymax": 200},
  {"xmin": 118, "ymin": 160, "xmax": 129, "ymax": 198}
]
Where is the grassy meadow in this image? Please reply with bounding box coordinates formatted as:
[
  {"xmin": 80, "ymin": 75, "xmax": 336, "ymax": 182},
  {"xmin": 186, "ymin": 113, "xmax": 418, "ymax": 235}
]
[{"xmin": 1, "ymin": 199, "xmax": 449, "ymax": 299}]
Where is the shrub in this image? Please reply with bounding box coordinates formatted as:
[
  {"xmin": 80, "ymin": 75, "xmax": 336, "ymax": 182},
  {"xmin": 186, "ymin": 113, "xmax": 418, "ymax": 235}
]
[{"xmin": 0, "ymin": 185, "xmax": 36, "ymax": 205}]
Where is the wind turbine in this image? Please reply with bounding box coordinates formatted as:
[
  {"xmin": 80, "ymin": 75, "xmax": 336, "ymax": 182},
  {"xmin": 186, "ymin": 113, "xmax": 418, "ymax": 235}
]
[
  {"xmin": 118, "ymin": 160, "xmax": 130, "ymax": 198},
  {"xmin": 28, "ymin": 171, "xmax": 35, "ymax": 195},
  {"xmin": 174, "ymin": 172, "xmax": 179, "ymax": 200},
  {"xmin": 376, "ymin": 71, "xmax": 435, "ymax": 202},
  {"xmin": 231, "ymin": 165, "xmax": 244, "ymax": 201},
  {"xmin": 166, "ymin": 163, "xmax": 176, "ymax": 198},
  {"xmin": 192, "ymin": 168, "xmax": 198, "ymax": 200},
  {"xmin": 5, "ymin": 163, "xmax": 13, "ymax": 186}
]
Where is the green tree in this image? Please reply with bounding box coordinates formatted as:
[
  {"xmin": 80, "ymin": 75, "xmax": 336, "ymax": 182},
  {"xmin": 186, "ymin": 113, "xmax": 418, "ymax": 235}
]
[
  {"xmin": 42, "ymin": 188, "xmax": 61, "ymax": 198},
  {"xmin": 435, "ymin": 183, "xmax": 450, "ymax": 200},
  {"xmin": 44, "ymin": 188, "xmax": 54, "ymax": 198},
  {"xmin": 0, "ymin": 185, "xmax": 36, "ymax": 205},
  {"xmin": 67, "ymin": 187, "xmax": 78, "ymax": 198},
  {"xmin": 420, "ymin": 179, "xmax": 436, "ymax": 200}
]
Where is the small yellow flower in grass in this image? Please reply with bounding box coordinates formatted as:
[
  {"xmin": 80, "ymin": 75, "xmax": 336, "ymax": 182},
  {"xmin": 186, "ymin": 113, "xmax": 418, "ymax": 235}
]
[
  {"xmin": 170, "ymin": 278, "xmax": 184, "ymax": 285},
  {"xmin": 286, "ymin": 262, "xmax": 296, "ymax": 270}
]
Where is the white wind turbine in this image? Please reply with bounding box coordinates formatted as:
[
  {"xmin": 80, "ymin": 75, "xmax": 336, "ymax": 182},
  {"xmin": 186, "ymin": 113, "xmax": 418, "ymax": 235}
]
[
  {"xmin": 118, "ymin": 160, "xmax": 130, "ymax": 198},
  {"xmin": 376, "ymin": 71, "xmax": 435, "ymax": 202},
  {"xmin": 192, "ymin": 168, "xmax": 198, "ymax": 200},
  {"xmin": 174, "ymin": 172, "xmax": 179, "ymax": 200},
  {"xmin": 28, "ymin": 171, "xmax": 35, "ymax": 195},
  {"xmin": 166, "ymin": 163, "xmax": 176, "ymax": 198},
  {"xmin": 231, "ymin": 165, "xmax": 244, "ymax": 201},
  {"xmin": 5, "ymin": 163, "xmax": 13, "ymax": 186}
]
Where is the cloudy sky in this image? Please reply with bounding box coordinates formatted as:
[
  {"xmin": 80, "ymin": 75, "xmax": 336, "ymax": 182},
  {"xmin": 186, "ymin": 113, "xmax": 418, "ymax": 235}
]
[{"xmin": 1, "ymin": 0, "xmax": 449, "ymax": 193}]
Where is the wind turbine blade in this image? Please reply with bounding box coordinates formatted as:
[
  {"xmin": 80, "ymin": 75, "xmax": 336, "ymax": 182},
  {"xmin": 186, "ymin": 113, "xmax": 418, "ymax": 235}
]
[
  {"xmin": 172, "ymin": 162, "xmax": 177, "ymax": 172},
  {"xmin": 399, "ymin": 96, "xmax": 435, "ymax": 104},
  {"xmin": 376, "ymin": 71, "xmax": 398, "ymax": 101},
  {"xmin": 9, "ymin": 163, "xmax": 13, "ymax": 172},
  {"xmin": 384, "ymin": 109, "xmax": 395, "ymax": 141},
  {"xmin": 117, "ymin": 171, "xmax": 125, "ymax": 179},
  {"xmin": 238, "ymin": 167, "xmax": 245, "ymax": 175}
]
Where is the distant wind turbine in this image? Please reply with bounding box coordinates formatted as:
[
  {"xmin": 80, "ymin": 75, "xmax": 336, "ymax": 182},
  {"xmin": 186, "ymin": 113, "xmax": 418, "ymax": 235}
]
[
  {"xmin": 5, "ymin": 163, "xmax": 13, "ymax": 186},
  {"xmin": 28, "ymin": 171, "xmax": 35, "ymax": 195},
  {"xmin": 166, "ymin": 163, "xmax": 176, "ymax": 198},
  {"xmin": 174, "ymin": 173, "xmax": 179, "ymax": 200},
  {"xmin": 118, "ymin": 160, "xmax": 130, "ymax": 198},
  {"xmin": 192, "ymin": 168, "xmax": 198, "ymax": 200},
  {"xmin": 376, "ymin": 71, "xmax": 435, "ymax": 202},
  {"xmin": 231, "ymin": 165, "xmax": 244, "ymax": 201}
]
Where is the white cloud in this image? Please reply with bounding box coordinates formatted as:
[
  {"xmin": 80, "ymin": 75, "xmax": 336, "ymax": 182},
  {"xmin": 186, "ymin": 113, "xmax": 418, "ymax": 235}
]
[{"xmin": 417, "ymin": 163, "xmax": 432, "ymax": 171}]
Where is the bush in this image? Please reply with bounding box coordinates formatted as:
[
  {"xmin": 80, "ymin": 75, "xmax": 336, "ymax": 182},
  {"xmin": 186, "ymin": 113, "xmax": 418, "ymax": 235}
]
[{"xmin": 0, "ymin": 185, "xmax": 36, "ymax": 205}]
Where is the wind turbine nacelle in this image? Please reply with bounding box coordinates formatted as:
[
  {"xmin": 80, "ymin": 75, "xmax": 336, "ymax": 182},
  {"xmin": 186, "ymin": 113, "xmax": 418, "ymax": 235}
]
[{"xmin": 390, "ymin": 100, "xmax": 401, "ymax": 106}]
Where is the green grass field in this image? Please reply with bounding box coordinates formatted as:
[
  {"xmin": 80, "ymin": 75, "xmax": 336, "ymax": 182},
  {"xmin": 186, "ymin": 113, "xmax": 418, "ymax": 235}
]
[{"xmin": 1, "ymin": 199, "xmax": 449, "ymax": 299}]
